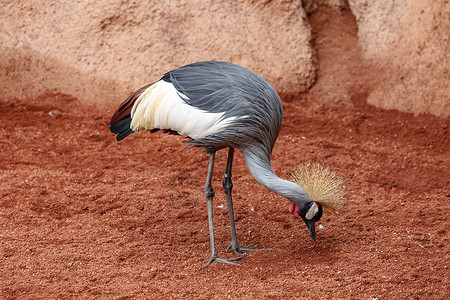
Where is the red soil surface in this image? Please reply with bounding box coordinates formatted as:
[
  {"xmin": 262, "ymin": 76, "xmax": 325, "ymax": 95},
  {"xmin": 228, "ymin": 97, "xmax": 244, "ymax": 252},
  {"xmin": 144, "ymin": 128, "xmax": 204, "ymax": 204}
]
[
  {"xmin": 1, "ymin": 6, "xmax": 449, "ymax": 300},
  {"xmin": 1, "ymin": 91, "xmax": 448, "ymax": 299}
]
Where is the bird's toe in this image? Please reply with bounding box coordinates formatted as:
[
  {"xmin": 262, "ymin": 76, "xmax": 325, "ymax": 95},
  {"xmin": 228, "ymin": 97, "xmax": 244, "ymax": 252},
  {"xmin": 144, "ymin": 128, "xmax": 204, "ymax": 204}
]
[
  {"xmin": 226, "ymin": 241, "xmax": 273, "ymax": 254},
  {"xmin": 200, "ymin": 255, "xmax": 244, "ymax": 270}
]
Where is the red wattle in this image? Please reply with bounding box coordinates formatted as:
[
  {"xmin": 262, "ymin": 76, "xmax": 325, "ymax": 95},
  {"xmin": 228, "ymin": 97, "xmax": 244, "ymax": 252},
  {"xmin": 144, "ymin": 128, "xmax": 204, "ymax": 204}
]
[
  {"xmin": 289, "ymin": 202, "xmax": 295, "ymax": 214},
  {"xmin": 289, "ymin": 202, "xmax": 300, "ymax": 216}
]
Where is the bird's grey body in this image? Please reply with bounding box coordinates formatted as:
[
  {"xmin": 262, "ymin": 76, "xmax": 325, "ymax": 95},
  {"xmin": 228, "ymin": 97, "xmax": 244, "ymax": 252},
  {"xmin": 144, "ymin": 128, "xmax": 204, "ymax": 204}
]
[
  {"xmin": 162, "ymin": 62, "xmax": 311, "ymax": 203},
  {"xmin": 162, "ymin": 61, "xmax": 283, "ymax": 154},
  {"xmin": 109, "ymin": 61, "xmax": 322, "ymax": 268}
]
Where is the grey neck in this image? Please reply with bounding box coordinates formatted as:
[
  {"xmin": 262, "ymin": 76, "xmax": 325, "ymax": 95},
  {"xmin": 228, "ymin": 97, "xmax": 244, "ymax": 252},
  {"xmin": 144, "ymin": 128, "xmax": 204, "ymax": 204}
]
[{"xmin": 240, "ymin": 146, "xmax": 310, "ymax": 203}]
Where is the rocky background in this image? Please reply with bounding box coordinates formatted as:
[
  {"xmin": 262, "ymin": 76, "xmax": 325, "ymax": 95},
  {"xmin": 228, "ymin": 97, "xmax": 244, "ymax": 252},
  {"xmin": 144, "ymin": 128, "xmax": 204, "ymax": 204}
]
[{"xmin": 1, "ymin": 0, "xmax": 449, "ymax": 116}]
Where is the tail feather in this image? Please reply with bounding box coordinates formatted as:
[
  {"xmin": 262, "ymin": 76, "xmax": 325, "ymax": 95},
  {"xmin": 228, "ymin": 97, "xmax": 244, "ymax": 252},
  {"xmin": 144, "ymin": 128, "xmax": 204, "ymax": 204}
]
[{"xmin": 109, "ymin": 82, "xmax": 154, "ymax": 141}]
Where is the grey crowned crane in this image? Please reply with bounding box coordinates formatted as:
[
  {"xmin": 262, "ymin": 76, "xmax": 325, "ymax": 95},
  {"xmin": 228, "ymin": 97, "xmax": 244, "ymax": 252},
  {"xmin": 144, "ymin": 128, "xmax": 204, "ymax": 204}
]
[{"xmin": 109, "ymin": 61, "xmax": 345, "ymax": 268}]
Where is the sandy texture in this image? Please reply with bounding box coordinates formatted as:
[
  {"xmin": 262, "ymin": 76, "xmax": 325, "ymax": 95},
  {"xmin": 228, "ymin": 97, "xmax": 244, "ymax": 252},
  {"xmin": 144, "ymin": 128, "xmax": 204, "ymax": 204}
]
[
  {"xmin": 0, "ymin": 0, "xmax": 314, "ymax": 103},
  {"xmin": 0, "ymin": 91, "xmax": 448, "ymax": 299},
  {"xmin": 348, "ymin": 0, "xmax": 450, "ymax": 116}
]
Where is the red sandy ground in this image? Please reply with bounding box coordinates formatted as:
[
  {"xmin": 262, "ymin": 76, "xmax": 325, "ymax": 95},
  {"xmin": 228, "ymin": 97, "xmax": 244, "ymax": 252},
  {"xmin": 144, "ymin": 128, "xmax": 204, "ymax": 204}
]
[
  {"xmin": 0, "ymin": 91, "xmax": 448, "ymax": 299},
  {"xmin": 1, "ymin": 6, "xmax": 449, "ymax": 300}
]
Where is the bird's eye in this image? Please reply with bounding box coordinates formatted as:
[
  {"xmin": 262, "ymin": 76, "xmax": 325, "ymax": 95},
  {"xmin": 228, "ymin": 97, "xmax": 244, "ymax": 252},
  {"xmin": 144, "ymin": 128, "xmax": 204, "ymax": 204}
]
[{"xmin": 314, "ymin": 203, "xmax": 323, "ymax": 221}]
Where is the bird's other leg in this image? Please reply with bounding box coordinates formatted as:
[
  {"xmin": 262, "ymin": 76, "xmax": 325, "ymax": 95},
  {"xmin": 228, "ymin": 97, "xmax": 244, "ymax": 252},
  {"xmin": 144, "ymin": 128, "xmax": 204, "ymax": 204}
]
[
  {"xmin": 200, "ymin": 151, "xmax": 242, "ymax": 269},
  {"xmin": 223, "ymin": 148, "xmax": 273, "ymax": 255}
]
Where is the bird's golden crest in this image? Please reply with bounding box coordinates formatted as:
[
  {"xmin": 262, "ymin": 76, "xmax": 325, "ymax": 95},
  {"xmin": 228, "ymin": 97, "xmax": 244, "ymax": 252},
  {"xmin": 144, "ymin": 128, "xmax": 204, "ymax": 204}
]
[{"xmin": 291, "ymin": 161, "xmax": 347, "ymax": 211}]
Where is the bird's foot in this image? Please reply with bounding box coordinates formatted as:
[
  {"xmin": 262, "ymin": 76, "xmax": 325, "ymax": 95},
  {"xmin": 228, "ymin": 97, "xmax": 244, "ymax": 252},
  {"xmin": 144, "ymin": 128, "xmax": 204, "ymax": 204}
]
[
  {"xmin": 200, "ymin": 254, "xmax": 244, "ymax": 270},
  {"xmin": 226, "ymin": 241, "xmax": 273, "ymax": 254}
]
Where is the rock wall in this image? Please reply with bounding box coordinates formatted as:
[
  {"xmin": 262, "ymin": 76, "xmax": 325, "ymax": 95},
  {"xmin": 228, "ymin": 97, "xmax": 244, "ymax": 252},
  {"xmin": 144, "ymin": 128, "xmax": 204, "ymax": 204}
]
[
  {"xmin": 0, "ymin": 0, "xmax": 315, "ymax": 104},
  {"xmin": 349, "ymin": 0, "xmax": 449, "ymax": 116},
  {"xmin": 1, "ymin": 0, "xmax": 448, "ymax": 117}
]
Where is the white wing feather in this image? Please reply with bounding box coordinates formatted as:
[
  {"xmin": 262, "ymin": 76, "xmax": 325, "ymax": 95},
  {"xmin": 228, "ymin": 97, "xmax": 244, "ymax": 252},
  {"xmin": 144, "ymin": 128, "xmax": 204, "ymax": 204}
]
[{"xmin": 130, "ymin": 80, "xmax": 235, "ymax": 139}]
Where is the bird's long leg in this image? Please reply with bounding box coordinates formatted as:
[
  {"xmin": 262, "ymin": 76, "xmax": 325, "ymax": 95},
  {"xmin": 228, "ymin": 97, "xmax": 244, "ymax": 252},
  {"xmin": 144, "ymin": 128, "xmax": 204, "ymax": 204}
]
[
  {"xmin": 223, "ymin": 147, "xmax": 273, "ymax": 254},
  {"xmin": 200, "ymin": 151, "xmax": 242, "ymax": 269}
]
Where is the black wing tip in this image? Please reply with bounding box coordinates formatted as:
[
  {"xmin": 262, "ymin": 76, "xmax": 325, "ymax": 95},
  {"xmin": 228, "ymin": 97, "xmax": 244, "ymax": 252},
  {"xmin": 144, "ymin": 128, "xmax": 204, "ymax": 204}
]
[
  {"xmin": 109, "ymin": 116, "xmax": 134, "ymax": 141},
  {"xmin": 116, "ymin": 128, "xmax": 133, "ymax": 141}
]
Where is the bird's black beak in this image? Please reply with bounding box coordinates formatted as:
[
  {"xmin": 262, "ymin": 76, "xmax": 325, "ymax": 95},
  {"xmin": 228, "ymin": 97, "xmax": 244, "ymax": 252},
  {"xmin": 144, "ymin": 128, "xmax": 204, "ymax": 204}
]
[{"xmin": 302, "ymin": 217, "xmax": 316, "ymax": 241}]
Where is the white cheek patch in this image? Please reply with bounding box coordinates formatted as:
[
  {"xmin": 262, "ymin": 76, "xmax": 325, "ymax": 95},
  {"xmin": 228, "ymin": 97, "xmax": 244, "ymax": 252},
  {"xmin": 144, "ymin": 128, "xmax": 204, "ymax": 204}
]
[{"xmin": 306, "ymin": 202, "xmax": 319, "ymax": 220}]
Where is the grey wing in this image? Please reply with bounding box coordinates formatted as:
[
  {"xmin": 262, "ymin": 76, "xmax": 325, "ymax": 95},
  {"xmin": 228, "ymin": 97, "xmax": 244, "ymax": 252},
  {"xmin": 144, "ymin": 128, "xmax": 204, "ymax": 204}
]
[
  {"xmin": 162, "ymin": 61, "xmax": 283, "ymax": 154},
  {"xmin": 162, "ymin": 61, "xmax": 249, "ymax": 114}
]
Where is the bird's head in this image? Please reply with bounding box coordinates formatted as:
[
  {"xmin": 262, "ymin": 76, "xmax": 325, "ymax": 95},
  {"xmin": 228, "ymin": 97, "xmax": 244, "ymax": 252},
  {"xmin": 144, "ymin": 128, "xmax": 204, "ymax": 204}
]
[
  {"xmin": 289, "ymin": 201, "xmax": 323, "ymax": 240},
  {"xmin": 289, "ymin": 161, "xmax": 347, "ymax": 241}
]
